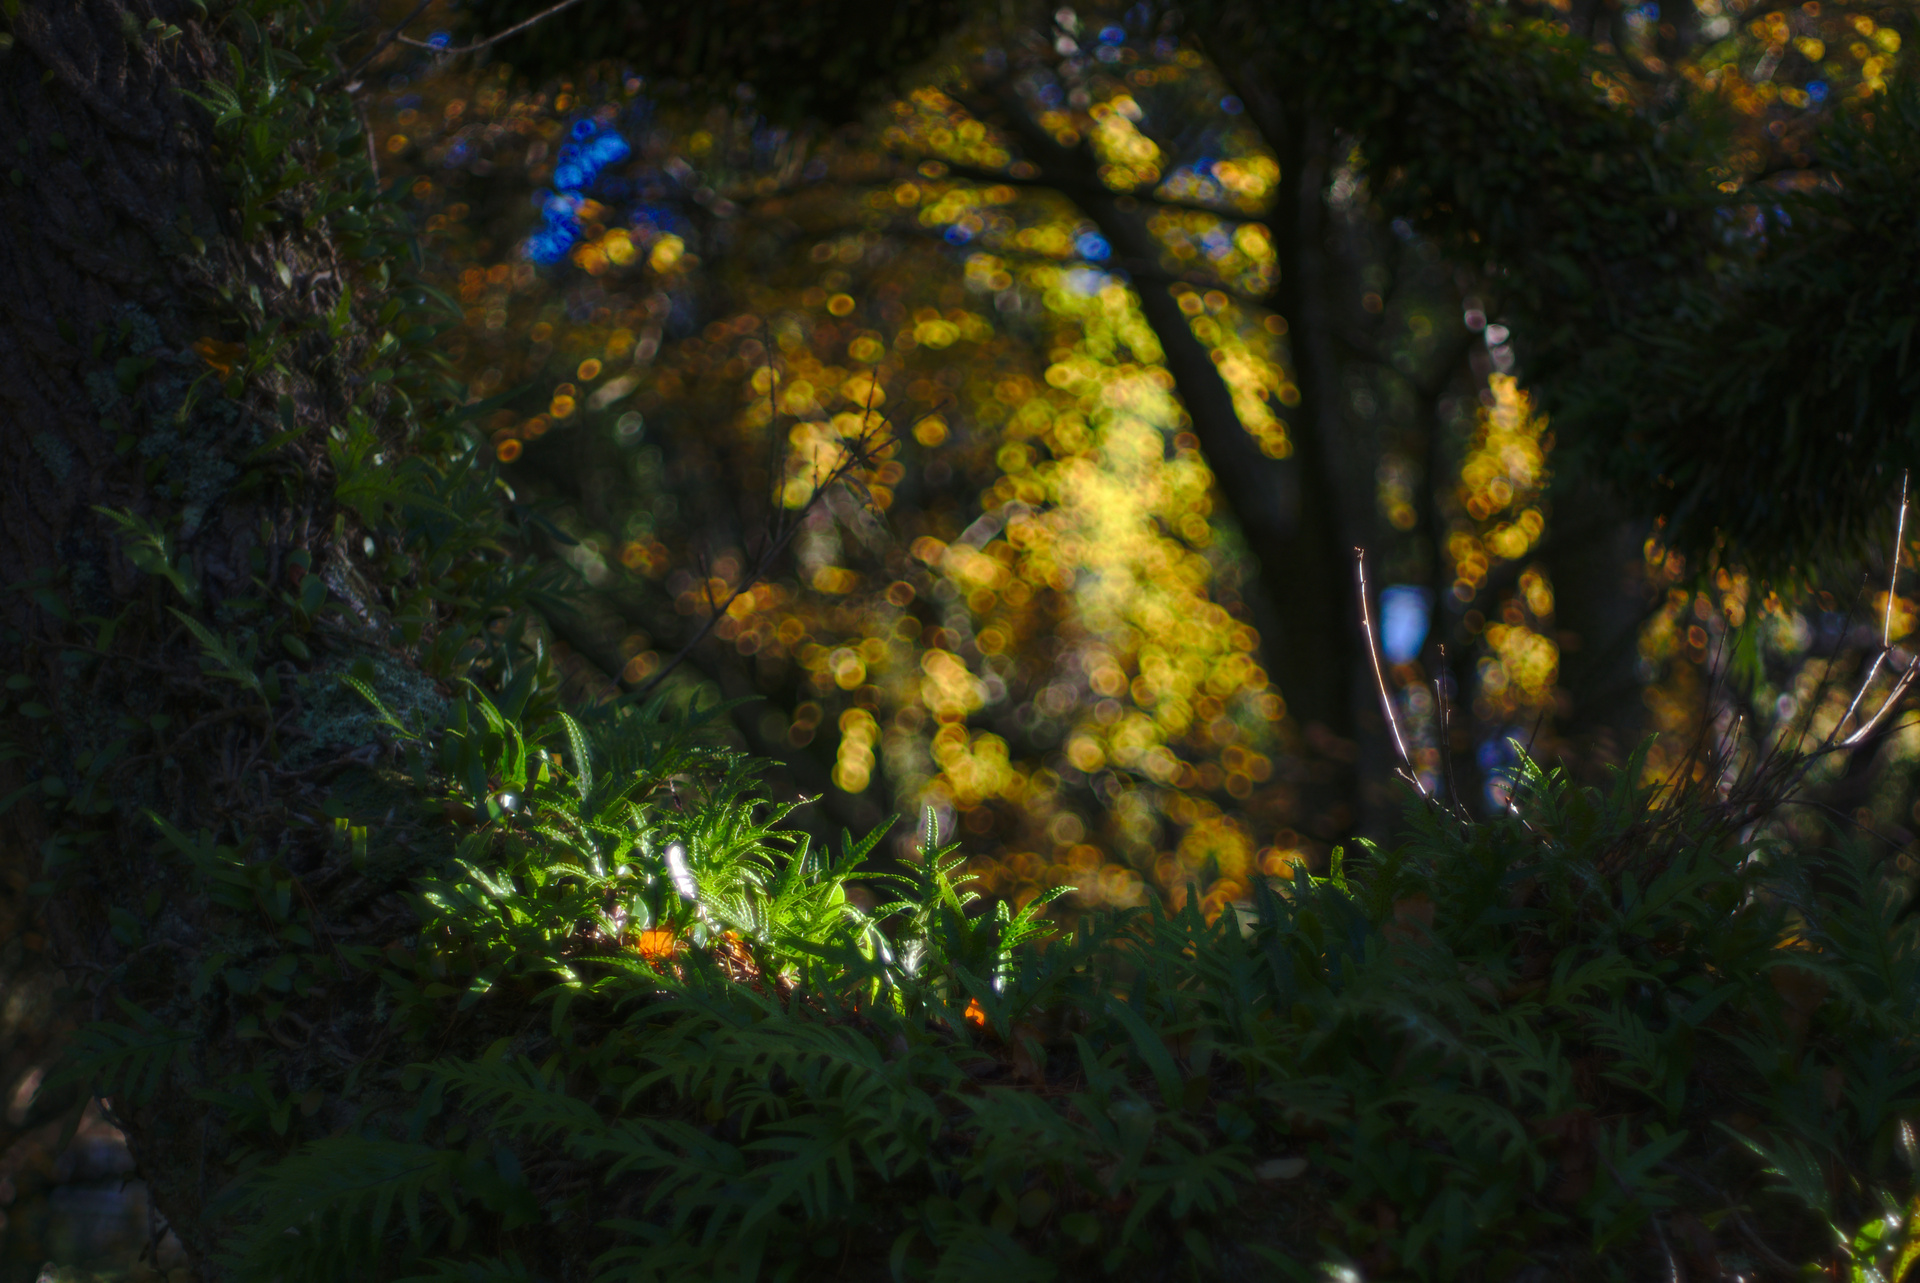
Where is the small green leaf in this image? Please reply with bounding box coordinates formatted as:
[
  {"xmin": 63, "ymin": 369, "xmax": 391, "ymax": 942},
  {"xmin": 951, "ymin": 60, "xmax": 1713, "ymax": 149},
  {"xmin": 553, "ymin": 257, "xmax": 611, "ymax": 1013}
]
[
  {"xmin": 1060, "ymin": 1213, "xmax": 1101, "ymax": 1245},
  {"xmin": 108, "ymin": 906, "xmax": 143, "ymax": 946},
  {"xmin": 1104, "ymin": 997, "xmax": 1184, "ymax": 1109},
  {"xmin": 557, "ymin": 711, "xmax": 592, "ymax": 803}
]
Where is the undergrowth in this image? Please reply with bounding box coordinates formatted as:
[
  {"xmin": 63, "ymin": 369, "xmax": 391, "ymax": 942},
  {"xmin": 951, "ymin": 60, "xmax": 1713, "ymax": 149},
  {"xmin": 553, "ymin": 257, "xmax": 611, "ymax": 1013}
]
[{"xmin": 82, "ymin": 670, "xmax": 1920, "ymax": 1281}]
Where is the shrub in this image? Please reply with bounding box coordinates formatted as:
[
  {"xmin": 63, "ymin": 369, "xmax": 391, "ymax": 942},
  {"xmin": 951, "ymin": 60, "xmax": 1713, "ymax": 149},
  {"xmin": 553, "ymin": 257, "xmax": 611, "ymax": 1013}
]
[{"xmin": 104, "ymin": 676, "xmax": 1915, "ymax": 1280}]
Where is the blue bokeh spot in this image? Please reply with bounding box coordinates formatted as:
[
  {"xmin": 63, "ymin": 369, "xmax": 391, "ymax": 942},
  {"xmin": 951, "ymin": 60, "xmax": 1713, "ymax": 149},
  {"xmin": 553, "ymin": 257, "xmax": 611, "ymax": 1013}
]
[
  {"xmin": 522, "ymin": 117, "xmax": 633, "ymax": 263},
  {"xmin": 1379, "ymin": 585, "xmax": 1432, "ymax": 665},
  {"xmin": 589, "ymin": 134, "xmax": 631, "ymax": 166}
]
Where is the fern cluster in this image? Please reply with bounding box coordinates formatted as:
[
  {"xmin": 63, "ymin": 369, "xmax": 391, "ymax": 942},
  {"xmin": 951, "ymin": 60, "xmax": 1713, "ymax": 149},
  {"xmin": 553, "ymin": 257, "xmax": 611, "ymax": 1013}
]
[{"xmin": 102, "ymin": 688, "xmax": 1915, "ymax": 1281}]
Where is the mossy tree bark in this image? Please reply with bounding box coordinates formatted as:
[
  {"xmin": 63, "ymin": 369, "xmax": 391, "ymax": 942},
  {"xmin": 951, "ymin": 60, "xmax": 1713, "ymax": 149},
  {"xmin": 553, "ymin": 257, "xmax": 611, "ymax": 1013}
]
[{"xmin": 0, "ymin": 2, "xmax": 394, "ymax": 1271}]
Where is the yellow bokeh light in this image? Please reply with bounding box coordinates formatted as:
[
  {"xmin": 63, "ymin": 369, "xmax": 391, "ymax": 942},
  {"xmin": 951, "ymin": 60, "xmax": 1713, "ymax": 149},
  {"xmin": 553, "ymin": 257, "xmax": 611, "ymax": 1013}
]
[
  {"xmin": 648, "ymin": 234, "xmax": 685, "ymax": 273},
  {"xmin": 396, "ymin": 67, "xmax": 1306, "ymax": 913}
]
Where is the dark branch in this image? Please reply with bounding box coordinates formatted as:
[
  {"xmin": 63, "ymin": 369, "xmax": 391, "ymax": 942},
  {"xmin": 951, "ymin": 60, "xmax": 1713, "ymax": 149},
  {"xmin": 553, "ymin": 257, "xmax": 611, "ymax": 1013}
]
[
  {"xmin": 327, "ymin": 0, "xmax": 432, "ymax": 91},
  {"xmin": 632, "ymin": 419, "xmax": 897, "ymax": 701},
  {"xmin": 393, "ymin": 0, "xmax": 590, "ymax": 57},
  {"xmin": 929, "ymin": 157, "xmax": 1265, "ymax": 223}
]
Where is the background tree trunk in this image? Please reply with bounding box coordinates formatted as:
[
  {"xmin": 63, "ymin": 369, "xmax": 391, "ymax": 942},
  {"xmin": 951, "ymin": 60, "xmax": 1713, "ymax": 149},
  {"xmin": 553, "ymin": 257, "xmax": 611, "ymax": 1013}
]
[{"xmin": 960, "ymin": 79, "xmax": 1369, "ymax": 839}]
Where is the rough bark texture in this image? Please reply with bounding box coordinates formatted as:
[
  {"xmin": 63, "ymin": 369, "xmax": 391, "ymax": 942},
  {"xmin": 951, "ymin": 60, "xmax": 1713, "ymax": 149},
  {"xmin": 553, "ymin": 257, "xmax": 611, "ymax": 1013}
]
[{"xmin": 0, "ymin": 2, "xmax": 375, "ymax": 1271}]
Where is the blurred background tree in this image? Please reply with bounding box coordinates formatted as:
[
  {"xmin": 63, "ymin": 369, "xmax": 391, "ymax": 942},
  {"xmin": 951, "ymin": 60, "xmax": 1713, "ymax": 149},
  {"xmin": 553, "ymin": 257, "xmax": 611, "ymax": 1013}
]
[
  {"xmin": 7, "ymin": 0, "xmax": 1920, "ymax": 1275},
  {"xmin": 339, "ymin": 0, "xmax": 1920, "ymax": 916}
]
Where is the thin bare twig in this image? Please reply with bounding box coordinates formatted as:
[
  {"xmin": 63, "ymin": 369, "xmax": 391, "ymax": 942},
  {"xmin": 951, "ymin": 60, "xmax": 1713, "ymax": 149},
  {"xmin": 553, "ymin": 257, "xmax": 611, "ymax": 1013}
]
[
  {"xmin": 1434, "ymin": 647, "xmax": 1466, "ymax": 814},
  {"xmin": 631, "ymin": 398, "xmax": 896, "ymax": 703},
  {"xmin": 1820, "ymin": 484, "xmax": 1905, "ymax": 743},
  {"xmin": 328, "ymin": 0, "xmax": 433, "ymax": 91},
  {"xmin": 1840, "ymin": 470, "xmax": 1914, "ymax": 747},
  {"xmin": 393, "ymin": 0, "xmax": 589, "ymax": 56},
  {"xmin": 926, "ymin": 156, "xmax": 1260, "ymax": 224},
  {"xmin": 1689, "ymin": 476, "xmax": 1920, "ymax": 828},
  {"xmin": 1355, "ymin": 548, "xmax": 1429, "ymax": 802},
  {"xmin": 1884, "ymin": 472, "xmax": 1909, "ymax": 651}
]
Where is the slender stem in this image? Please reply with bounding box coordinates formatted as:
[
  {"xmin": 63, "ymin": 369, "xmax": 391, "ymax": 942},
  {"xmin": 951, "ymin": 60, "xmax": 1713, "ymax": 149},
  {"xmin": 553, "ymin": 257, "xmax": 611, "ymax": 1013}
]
[
  {"xmin": 1887, "ymin": 471, "xmax": 1911, "ymax": 650},
  {"xmin": 1837, "ymin": 472, "xmax": 1911, "ymax": 742},
  {"xmin": 1433, "ymin": 650, "xmax": 1465, "ymax": 815},
  {"xmin": 393, "ymin": 0, "xmax": 589, "ymax": 55},
  {"xmin": 928, "ymin": 156, "xmax": 1260, "ymax": 223},
  {"xmin": 1356, "ymin": 547, "xmax": 1423, "ymax": 796},
  {"xmin": 328, "ymin": 0, "xmax": 433, "ymax": 91},
  {"xmin": 632, "ymin": 423, "xmax": 896, "ymax": 702},
  {"xmin": 1841, "ymin": 654, "xmax": 1917, "ymax": 749}
]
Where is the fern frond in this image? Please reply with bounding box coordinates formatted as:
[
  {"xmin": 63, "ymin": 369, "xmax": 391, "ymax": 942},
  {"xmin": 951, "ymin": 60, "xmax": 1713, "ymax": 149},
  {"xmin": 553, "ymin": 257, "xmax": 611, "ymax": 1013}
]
[{"xmin": 49, "ymin": 999, "xmax": 194, "ymax": 1102}]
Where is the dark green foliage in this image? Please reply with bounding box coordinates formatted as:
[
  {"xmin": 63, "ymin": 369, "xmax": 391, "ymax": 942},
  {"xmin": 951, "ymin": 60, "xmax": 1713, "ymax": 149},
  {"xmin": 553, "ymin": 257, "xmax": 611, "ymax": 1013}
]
[
  {"xmin": 450, "ymin": 0, "xmax": 974, "ymax": 124},
  {"xmin": 1179, "ymin": 1, "xmax": 1716, "ymax": 328},
  {"xmin": 1351, "ymin": 19, "xmax": 1712, "ymax": 347},
  {"xmin": 1565, "ymin": 77, "xmax": 1920, "ymax": 574},
  {"xmin": 1344, "ymin": 6, "xmax": 1918, "ymax": 578},
  {"xmin": 1186, "ymin": 0, "xmax": 1920, "ymax": 576},
  {"xmin": 141, "ymin": 709, "xmax": 1920, "ymax": 1279}
]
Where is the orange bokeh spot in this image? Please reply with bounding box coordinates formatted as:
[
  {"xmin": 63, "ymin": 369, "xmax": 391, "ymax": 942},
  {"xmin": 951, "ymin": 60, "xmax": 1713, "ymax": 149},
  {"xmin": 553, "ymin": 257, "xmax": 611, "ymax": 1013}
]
[
  {"xmin": 496, "ymin": 438, "xmax": 523, "ymax": 462},
  {"xmin": 634, "ymin": 928, "xmax": 679, "ymax": 961},
  {"xmin": 192, "ymin": 336, "xmax": 246, "ymax": 377}
]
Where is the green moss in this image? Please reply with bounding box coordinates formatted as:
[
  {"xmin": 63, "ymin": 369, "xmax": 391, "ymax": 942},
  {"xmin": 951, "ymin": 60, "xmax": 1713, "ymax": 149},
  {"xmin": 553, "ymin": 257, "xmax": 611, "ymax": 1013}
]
[
  {"xmin": 116, "ymin": 303, "xmax": 163, "ymax": 356},
  {"xmin": 288, "ymin": 651, "xmax": 449, "ymax": 770},
  {"xmin": 84, "ymin": 369, "xmax": 121, "ymax": 412},
  {"xmin": 135, "ymin": 387, "xmax": 248, "ymax": 536}
]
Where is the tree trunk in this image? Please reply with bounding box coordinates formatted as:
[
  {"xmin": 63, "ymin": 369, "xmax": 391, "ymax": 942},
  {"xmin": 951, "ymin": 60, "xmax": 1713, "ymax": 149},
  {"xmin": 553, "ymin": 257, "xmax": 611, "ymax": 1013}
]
[
  {"xmin": 972, "ymin": 83, "xmax": 1365, "ymax": 836},
  {"xmin": 1544, "ymin": 482, "xmax": 1654, "ymax": 774},
  {"xmin": 0, "ymin": 3, "xmax": 382, "ymax": 1271}
]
